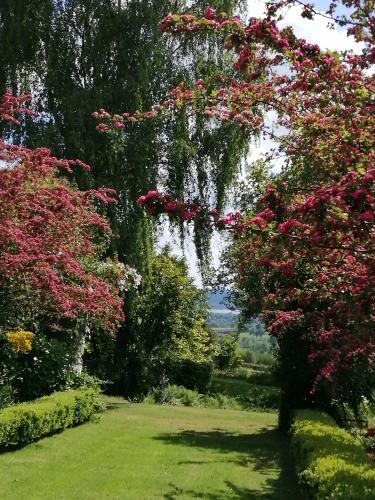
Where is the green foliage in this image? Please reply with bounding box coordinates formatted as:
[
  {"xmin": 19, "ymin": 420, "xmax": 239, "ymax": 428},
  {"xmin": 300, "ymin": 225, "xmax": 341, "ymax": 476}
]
[
  {"xmin": 275, "ymin": 328, "xmax": 317, "ymax": 431},
  {"xmin": 211, "ymin": 374, "xmax": 256, "ymax": 398},
  {"xmin": 147, "ymin": 384, "xmax": 203, "ymax": 407},
  {"xmin": 145, "ymin": 384, "xmax": 243, "ymax": 410},
  {"xmin": 83, "ymin": 326, "xmax": 117, "ymax": 382},
  {"xmin": 0, "ymin": 330, "xmax": 76, "ymax": 402},
  {"xmin": 117, "ymin": 251, "xmax": 215, "ymax": 396},
  {"xmin": 351, "ymin": 428, "xmax": 375, "ymax": 454},
  {"xmin": 0, "ymin": 0, "xmax": 248, "ymax": 401},
  {"xmin": 168, "ymin": 359, "xmax": 213, "ymax": 394},
  {"xmin": 215, "ymin": 334, "xmax": 242, "ymax": 371},
  {"xmin": 291, "ymin": 410, "xmax": 375, "ymax": 499},
  {"xmin": 0, "ymin": 384, "xmax": 16, "ymax": 410},
  {"xmin": 0, "ymin": 0, "xmax": 248, "ymax": 276},
  {"xmin": 211, "ymin": 376, "xmax": 280, "ymax": 411},
  {"xmin": 248, "ymin": 370, "xmax": 276, "ymax": 387},
  {"xmin": 238, "ymin": 332, "xmax": 272, "ymax": 351},
  {"xmin": 147, "ymin": 378, "xmax": 280, "ymax": 412},
  {"xmin": 239, "ymin": 349, "xmax": 275, "ymax": 367},
  {"xmin": 224, "ymin": 366, "xmax": 277, "ymax": 386},
  {"xmin": 64, "ymin": 372, "xmax": 103, "ymax": 392},
  {"xmin": 0, "ymin": 389, "xmax": 102, "ymax": 449},
  {"xmin": 244, "ymin": 385, "xmax": 280, "ymax": 410}
]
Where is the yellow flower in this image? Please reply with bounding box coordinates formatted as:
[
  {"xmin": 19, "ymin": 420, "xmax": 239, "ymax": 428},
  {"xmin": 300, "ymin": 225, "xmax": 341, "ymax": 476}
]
[{"xmin": 6, "ymin": 331, "xmax": 33, "ymax": 353}]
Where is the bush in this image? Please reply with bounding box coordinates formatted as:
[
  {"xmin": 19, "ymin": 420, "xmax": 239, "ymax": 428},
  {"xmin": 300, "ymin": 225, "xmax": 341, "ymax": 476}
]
[
  {"xmin": 291, "ymin": 409, "xmax": 375, "ymax": 499},
  {"xmin": 148, "ymin": 385, "xmax": 201, "ymax": 407},
  {"xmin": 168, "ymin": 359, "xmax": 213, "ymax": 393},
  {"xmin": 145, "ymin": 384, "xmax": 278, "ymax": 412},
  {"xmin": 0, "ymin": 331, "xmax": 76, "ymax": 403},
  {"xmin": 145, "ymin": 384, "xmax": 243, "ymax": 410},
  {"xmin": 228, "ymin": 366, "xmax": 277, "ymax": 386},
  {"xmin": 243, "ymin": 385, "xmax": 280, "ymax": 410},
  {"xmin": 0, "ymin": 384, "xmax": 17, "ymax": 409},
  {"xmin": 64, "ymin": 372, "xmax": 103, "ymax": 391},
  {"xmin": 215, "ymin": 335, "xmax": 242, "ymax": 372},
  {"xmin": 352, "ymin": 427, "xmax": 375, "ymax": 454},
  {"xmin": 0, "ymin": 389, "xmax": 102, "ymax": 449}
]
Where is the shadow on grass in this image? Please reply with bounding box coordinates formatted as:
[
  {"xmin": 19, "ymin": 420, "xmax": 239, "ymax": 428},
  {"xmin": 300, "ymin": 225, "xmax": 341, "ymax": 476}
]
[
  {"xmin": 156, "ymin": 428, "xmax": 305, "ymax": 499},
  {"xmin": 104, "ymin": 401, "xmax": 130, "ymax": 411},
  {"xmin": 164, "ymin": 481, "xmax": 294, "ymax": 499}
]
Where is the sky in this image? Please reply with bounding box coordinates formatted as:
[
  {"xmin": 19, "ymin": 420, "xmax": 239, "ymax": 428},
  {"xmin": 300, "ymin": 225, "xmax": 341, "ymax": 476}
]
[
  {"xmin": 246, "ymin": 0, "xmax": 362, "ymax": 52},
  {"xmin": 158, "ymin": 0, "xmax": 365, "ymax": 287}
]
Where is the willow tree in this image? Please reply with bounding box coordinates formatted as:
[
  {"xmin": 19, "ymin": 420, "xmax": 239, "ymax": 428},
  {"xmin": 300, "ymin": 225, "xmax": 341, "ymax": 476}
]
[{"xmin": 0, "ymin": 0, "xmax": 248, "ymax": 395}]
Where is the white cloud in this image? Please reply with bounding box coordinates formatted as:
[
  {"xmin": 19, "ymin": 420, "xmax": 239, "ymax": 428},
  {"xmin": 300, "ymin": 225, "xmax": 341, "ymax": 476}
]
[{"xmin": 246, "ymin": 0, "xmax": 364, "ymax": 52}]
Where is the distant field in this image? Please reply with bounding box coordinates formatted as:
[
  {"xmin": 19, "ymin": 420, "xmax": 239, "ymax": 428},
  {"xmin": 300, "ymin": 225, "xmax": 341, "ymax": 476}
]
[
  {"xmin": 210, "ymin": 327, "xmax": 236, "ymax": 337},
  {"xmin": 0, "ymin": 400, "xmax": 303, "ymax": 499}
]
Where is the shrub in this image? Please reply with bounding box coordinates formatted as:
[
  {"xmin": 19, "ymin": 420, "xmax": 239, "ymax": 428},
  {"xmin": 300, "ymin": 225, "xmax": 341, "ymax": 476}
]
[
  {"xmin": 204, "ymin": 392, "xmax": 242, "ymax": 410},
  {"xmin": 0, "ymin": 384, "xmax": 16, "ymax": 409},
  {"xmin": 291, "ymin": 410, "xmax": 375, "ymax": 499},
  {"xmin": 168, "ymin": 359, "xmax": 213, "ymax": 393},
  {"xmin": 352, "ymin": 427, "xmax": 375, "ymax": 455},
  {"xmin": 145, "ymin": 384, "xmax": 277, "ymax": 412},
  {"xmin": 215, "ymin": 335, "xmax": 242, "ymax": 372},
  {"xmin": 64, "ymin": 372, "xmax": 103, "ymax": 391},
  {"xmin": 148, "ymin": 385, "xmax": 202, "ymax": 407},
  {"xmin": 229, "ymin": 366, "xmax": 253, "ymax": 380},
  {"xmin": 242, "ymin": 385, "xmax": 280, "ymax": 410},
  {"xmin": 240, "ymin": 349, "xmax": 276, "ymax": 367},
  {"xmin": 0, "ymin": 331, "xmax": 77, "ymax": 403},
  {"xmin": 0, "ymin": 389, "xmax": 102, "ymax": 449}
]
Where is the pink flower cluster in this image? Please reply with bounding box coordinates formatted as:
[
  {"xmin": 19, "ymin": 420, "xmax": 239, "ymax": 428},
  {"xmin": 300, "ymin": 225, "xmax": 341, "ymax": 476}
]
[
  {"xmin": 0, "ymin": 88, "xmax": 36, "ymax": 124},
  {"xmin": 137, "ymin": 190, "xmax": 201, "ymax": 220},
  {"xmin": 136, "ymin": 190, "xmax": 244, "ymax": 228},
  {"xmin": 0, "ymin": 92, "xmax": 124, "ymax": 333}
]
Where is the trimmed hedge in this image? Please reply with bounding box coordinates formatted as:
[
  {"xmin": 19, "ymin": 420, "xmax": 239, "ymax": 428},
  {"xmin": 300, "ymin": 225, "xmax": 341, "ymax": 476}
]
[
  {"xmin": 291, "ymin": 409, "xmax": 375, "ymax": 499},
  {"xmin": 0, "ymin": 389, "xmax": 102, "ymax": 449}
]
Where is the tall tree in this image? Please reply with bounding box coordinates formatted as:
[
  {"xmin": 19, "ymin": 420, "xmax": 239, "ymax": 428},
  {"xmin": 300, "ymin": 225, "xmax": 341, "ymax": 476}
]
[{"xmin": 0, "ymin": 0, "xmax": 247, "ymax": 395}]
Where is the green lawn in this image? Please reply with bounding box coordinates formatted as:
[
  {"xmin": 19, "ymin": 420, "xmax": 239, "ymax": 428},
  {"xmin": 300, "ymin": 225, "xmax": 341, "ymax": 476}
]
[{"xmin": 0, "ymin": 400, "xmax": 303, "ymax": 499}]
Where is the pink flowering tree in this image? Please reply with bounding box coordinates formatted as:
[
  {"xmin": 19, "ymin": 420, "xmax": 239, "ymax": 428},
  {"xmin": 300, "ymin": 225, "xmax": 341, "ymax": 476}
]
[
  {"xmin": 94, "ymin": 1, "xmax": 375, "ymax": 425},
  {"xmin": 0, "ymin": 89, "xmax": 124, "ymax": 335}
]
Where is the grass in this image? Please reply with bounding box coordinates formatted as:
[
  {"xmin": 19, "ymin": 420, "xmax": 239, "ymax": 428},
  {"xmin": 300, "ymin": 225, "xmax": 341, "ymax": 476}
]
[{"xmin": 0, "ymin": 398, "xmax": 304, "ymax": 499}]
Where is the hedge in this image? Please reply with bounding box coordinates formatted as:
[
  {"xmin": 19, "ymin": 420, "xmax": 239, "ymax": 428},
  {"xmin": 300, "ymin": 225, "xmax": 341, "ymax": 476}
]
[
  {"xmin": 291, "ymin": 409, "xmax": 375, "ymax": 499},
  {"xmin": 0, "ymin": 389, "xmax": 102, "ymax": 449}
]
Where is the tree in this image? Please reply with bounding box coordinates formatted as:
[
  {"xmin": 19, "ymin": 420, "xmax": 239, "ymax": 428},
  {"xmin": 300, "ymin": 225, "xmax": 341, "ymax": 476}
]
[
  {"xmin": 103, "ymin": 2, "xmax": 374, "ymax": 424},
  {"xmin": 113, "ymin": 249, "xmax": 214, "ymax": 396},
  {"xmin": 0, "ymin": 90, "xmax": 124, "ymax": 333}
]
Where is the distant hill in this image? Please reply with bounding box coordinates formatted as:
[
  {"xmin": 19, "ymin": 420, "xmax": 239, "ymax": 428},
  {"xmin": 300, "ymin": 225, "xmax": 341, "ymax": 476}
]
[
  {"xmin": 205, "ymin": 291, "xmax": 267, "ymax": 339},
  {"xmin": 205, "ymin": 291, "xmax": 235, "ymax": 311}
]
